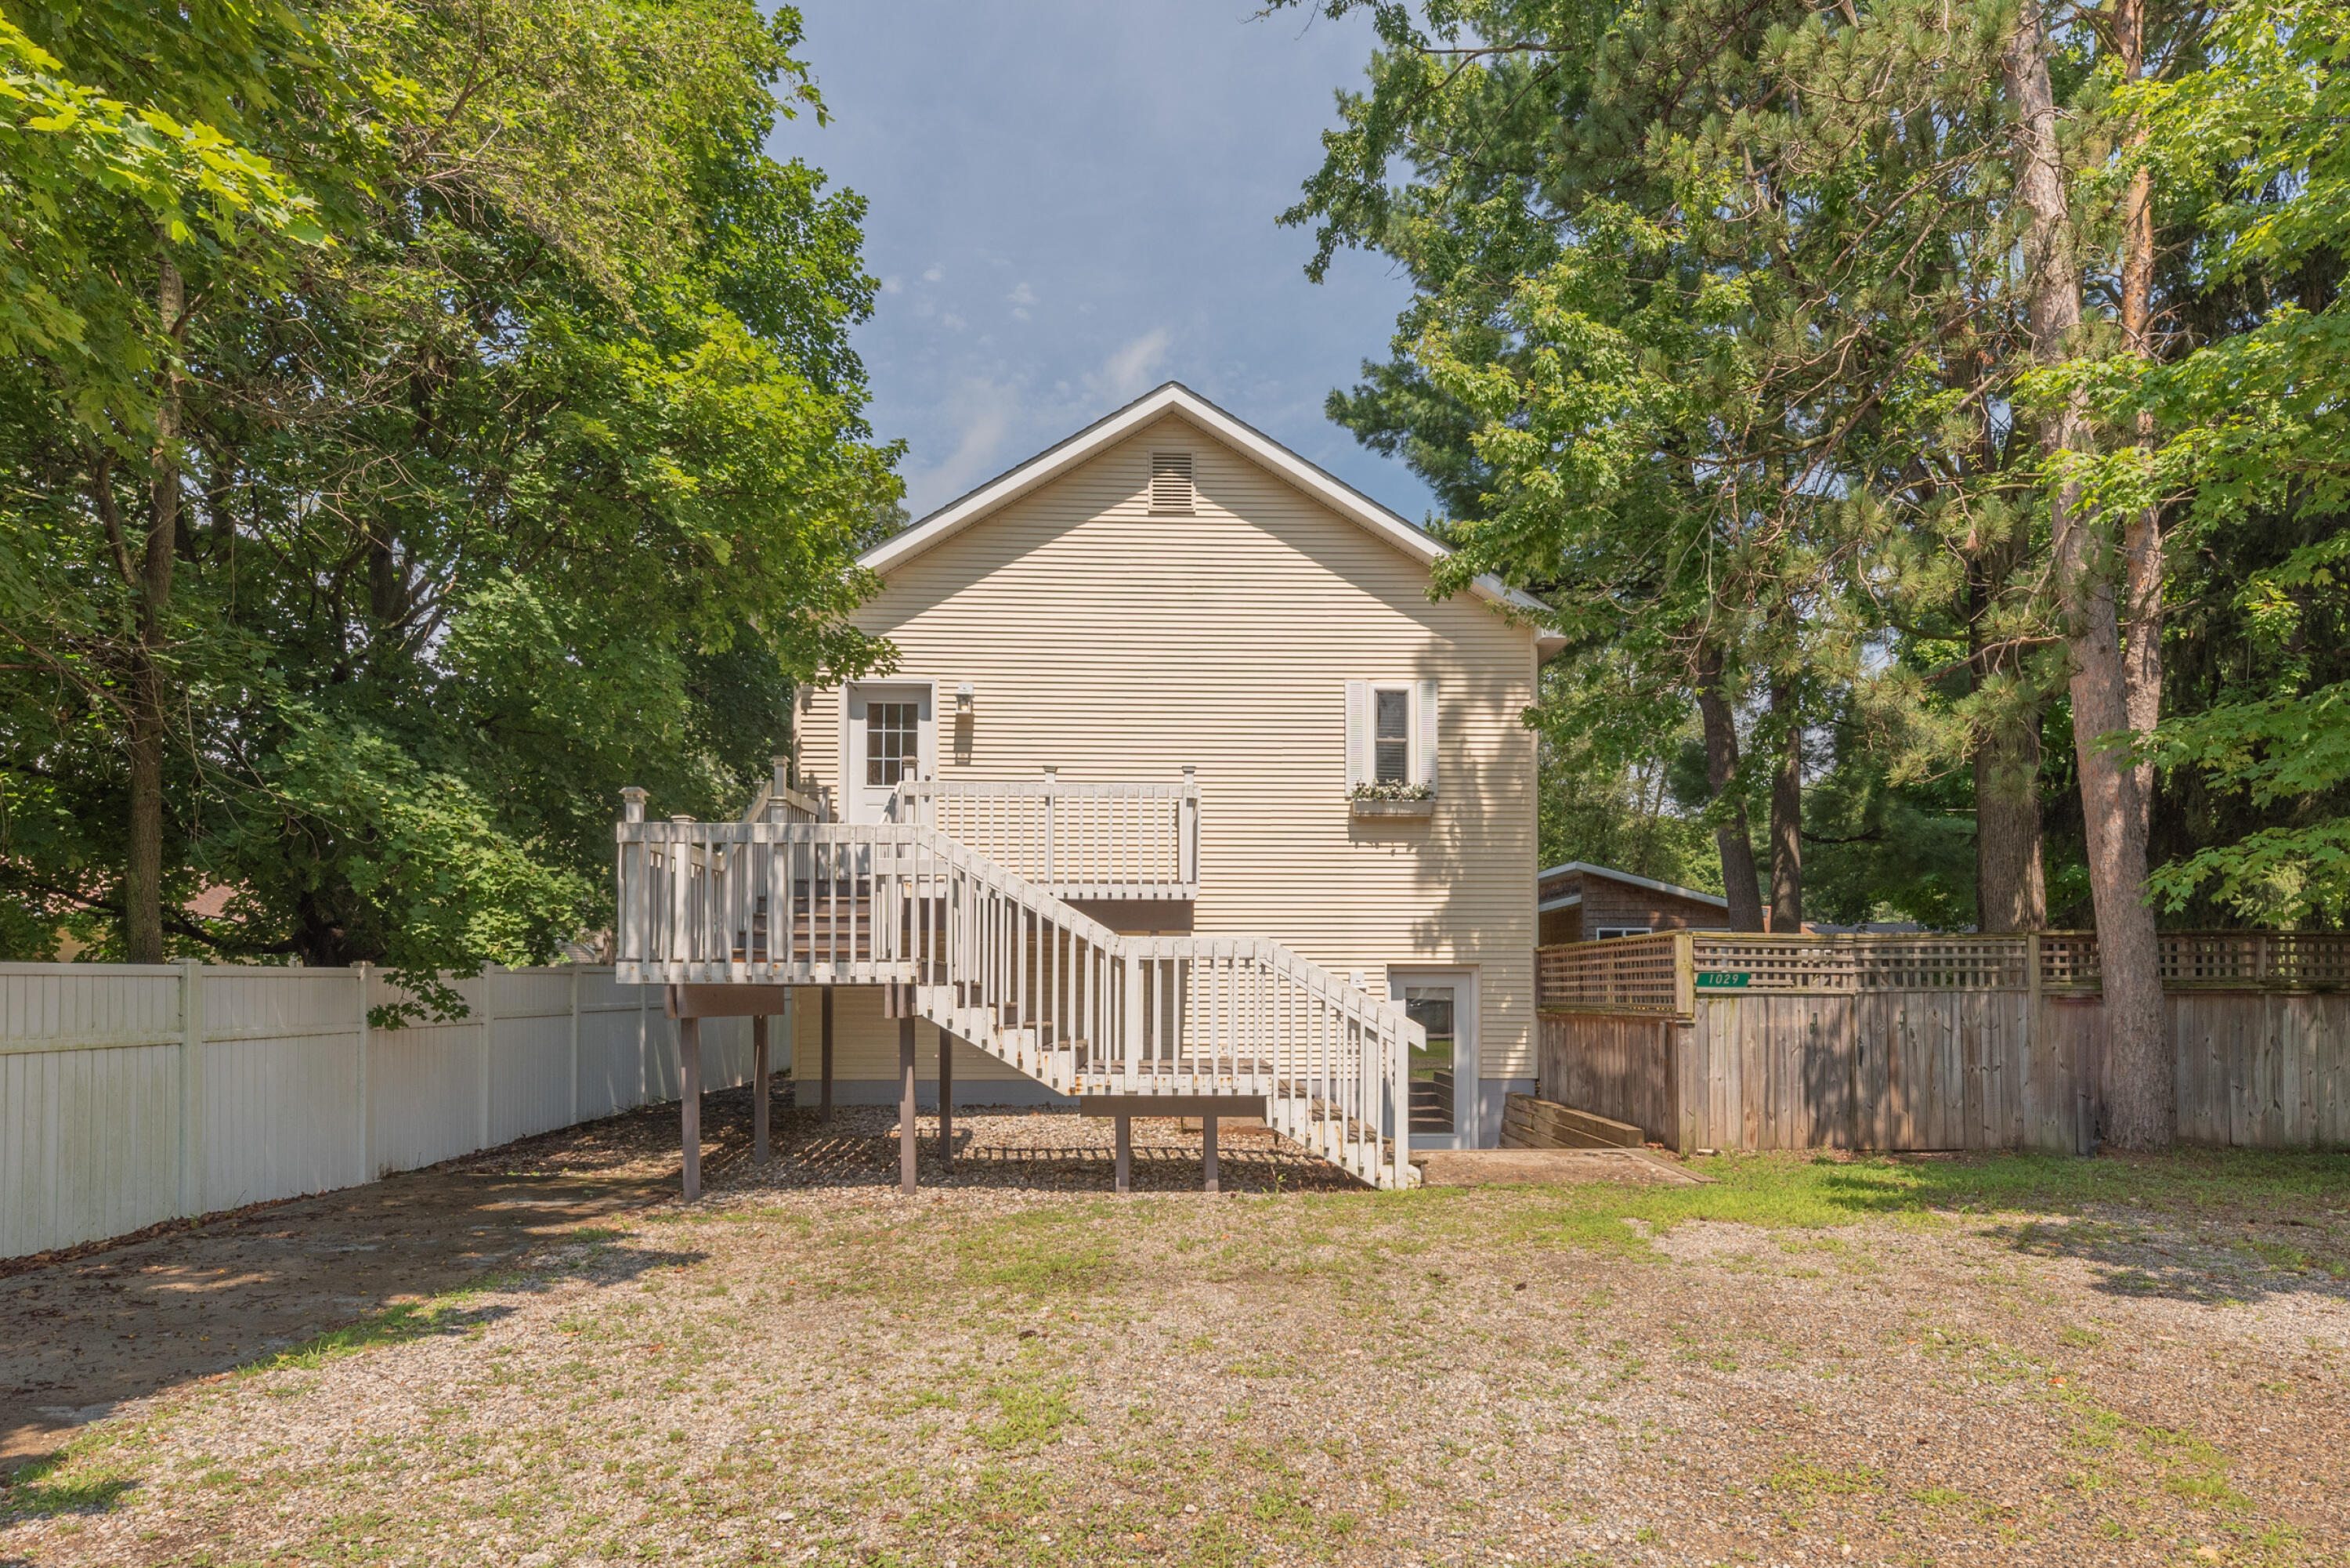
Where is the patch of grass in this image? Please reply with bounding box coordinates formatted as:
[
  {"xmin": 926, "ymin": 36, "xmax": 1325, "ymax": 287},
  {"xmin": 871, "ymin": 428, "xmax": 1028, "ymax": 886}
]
[
  {"xmin": 1767, "ymin": 1458, "xmax": 1883, "ymax": 1502},
  {"xmin": 2237, "ymin": 1238, "xmax": 2348, "ymax": 1277},
  {"xmin": 242, "ymin": 1296, "xmax": 487, "ymax": 1375},
  {"xmin": 1400, "ymin": 1149, "xmax": 2350, "ymax": 1259},
  {"xmin": 2164, "ymin": 1472, "xmax": 2253, "ymax": 1508},
  {"xmin": 2058, "ymin": 1324, "xmax": 2104, "ymax": 1348},
  {"xmin": 958, "ymin": 1209, "xmax": 1120, "ymax": 1297},
  {"xmin": 0, "ymin": 1454, "xmax": 135, "ymax": 1519},
  {"xmin": 978, "ymin": 1381, "xmax": 1080, "ymax": 1452}
]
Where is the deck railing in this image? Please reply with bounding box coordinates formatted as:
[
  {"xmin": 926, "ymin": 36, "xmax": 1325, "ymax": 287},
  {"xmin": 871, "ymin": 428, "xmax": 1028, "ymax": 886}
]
[
  {"xmin": 894, "ymin": 771, "xmax": 1199, "ymax": 899},
  {"xmin": 613, "ymin": 798, "xmax": 1415, "ymax": 1187},
  {"xmin": 1537, "ymin": 928, "xmax": 2350, "ymax": 1014}
]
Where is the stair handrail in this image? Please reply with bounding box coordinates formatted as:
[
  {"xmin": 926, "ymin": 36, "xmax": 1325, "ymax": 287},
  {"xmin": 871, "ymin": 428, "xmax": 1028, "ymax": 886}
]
[{"xmin": 613, "ymin": 811, "xmax": 1419, "ymax": 1186}]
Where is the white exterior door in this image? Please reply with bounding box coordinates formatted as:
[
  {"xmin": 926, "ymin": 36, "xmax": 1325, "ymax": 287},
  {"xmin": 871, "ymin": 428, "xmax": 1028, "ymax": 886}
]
[
  {"xmin": 1388, "ymin": 967, "xmax": 1480, "ymax": 1149},
  {"xmin": 845, "ymin": 683, "xmax": 933, "ymax": 823}
]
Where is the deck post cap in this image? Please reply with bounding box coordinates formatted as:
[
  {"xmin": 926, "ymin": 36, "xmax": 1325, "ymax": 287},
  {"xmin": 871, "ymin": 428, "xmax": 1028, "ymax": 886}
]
[{"xmin": 620, "ymin": 786, "xmax": 647, "ymax": 822}]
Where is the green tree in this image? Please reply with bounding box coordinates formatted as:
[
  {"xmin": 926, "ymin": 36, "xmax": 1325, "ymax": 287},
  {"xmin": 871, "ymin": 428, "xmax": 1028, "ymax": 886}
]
[
  {"xmin": 0, "ymin": 0, "xmax": 898, "ymax": 1003},
  {"xmin": 2071, "ymin": 0, "xmax": 2350, "ymax": 927}
]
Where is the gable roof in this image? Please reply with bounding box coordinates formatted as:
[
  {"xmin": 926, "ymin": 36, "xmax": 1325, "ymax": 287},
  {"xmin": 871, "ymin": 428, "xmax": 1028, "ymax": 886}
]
[
  {"xmin": 1537, "ymin": 861, "xmax": 1730, "ymax": 911},
  {"xmin": 862, "ymin": 382, "xmax": 1564, "ymax": 657}
]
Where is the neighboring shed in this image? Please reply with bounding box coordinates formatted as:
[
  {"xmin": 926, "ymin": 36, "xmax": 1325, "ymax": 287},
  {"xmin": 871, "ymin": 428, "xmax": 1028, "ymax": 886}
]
[{"xmin": 1536, "ymin": 862, "xmax": 1731, "ymax": 946}]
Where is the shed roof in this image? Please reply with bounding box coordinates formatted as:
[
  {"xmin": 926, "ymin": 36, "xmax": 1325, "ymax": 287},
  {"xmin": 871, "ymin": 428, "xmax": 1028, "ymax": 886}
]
[
  {"xmin": 1535, "ymin": 861, "xmax": 1730, "ymax": 911},
  {"xmin": 861, "ymin": 382, "xmax": 1564, "ymax": 658}
]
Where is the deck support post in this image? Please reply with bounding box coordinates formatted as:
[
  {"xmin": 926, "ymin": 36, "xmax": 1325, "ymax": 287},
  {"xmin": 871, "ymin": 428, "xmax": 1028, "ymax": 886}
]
[
  {"xmin": 898, "ymin": 1013, "xmax": 917, "ymax": 1198},
  {"xmin": 1114, "ymin": 1114, "xmax": 1132, "ymax": 1194},
  {"xmin": 751, "ymin": 1015, "xmax": 770, "ymax": 1166},
  {"xmin": 1202, "ymin": 1115, "xmax": 1218, "ymax": 1194},
  {"xmin": 678, "ymin": 1016, "xmax": 702, "ymax": 1201},
  {"xmin": 938, "ymin": 1027, "xmax": 953, "ymax": 1165},
  {"xmin": 820, "ymin": 986, "xmax": 834, "ymax": 1123}
]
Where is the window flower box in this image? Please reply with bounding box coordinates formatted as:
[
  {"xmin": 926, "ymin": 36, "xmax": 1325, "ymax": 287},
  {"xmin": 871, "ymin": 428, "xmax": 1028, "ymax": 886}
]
[{"xmin": 1350, "ymin": 782, "xmax": 1435, "ymax": 820}]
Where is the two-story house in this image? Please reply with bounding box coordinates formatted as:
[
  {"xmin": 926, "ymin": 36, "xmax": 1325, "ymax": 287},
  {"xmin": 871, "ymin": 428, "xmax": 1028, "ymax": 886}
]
[{"xmin": 616, "ymin": 383, "xmax": 1559, "ymax": 1180}]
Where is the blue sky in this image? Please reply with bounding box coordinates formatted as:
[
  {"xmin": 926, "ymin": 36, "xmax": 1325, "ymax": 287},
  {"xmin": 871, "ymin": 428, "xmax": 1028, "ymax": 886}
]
[{"xmin": 779, "ymin": 2, "xmax": 1440, "ymax": 524}]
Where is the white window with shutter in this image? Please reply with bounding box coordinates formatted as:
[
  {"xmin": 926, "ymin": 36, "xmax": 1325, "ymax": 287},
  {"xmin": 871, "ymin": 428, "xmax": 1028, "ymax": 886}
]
[{"xmin": 1345, "ymin": 677, "xmax": 1439, "ymax": 798}]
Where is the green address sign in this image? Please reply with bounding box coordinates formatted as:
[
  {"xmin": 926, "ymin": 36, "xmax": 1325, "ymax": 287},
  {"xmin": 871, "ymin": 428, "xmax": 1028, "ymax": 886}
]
[{"xmin": 1694, "ymin": 971, "xmax": 1752, "ymax": 989}]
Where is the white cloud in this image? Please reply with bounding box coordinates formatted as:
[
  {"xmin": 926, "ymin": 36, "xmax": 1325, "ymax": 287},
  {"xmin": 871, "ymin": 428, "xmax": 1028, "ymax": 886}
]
[
  {"xmin": 922, "ymin": 266, "xmax": 945, "ymax": 284},
  {"xmin": 1091, "ymin": 328, "xmax": 1173, "ymax": 402},
  {"xmin": 1008, "ymin": 281, "xmax": 1036, "ymax": 305},
  {"xmin": 1013, "ymin": 308, "xmax": 1031, "ymax": 321},
  {"xmin": 942, "ymin": 312, "xmax": 967, "ymax": 331},
  {"xmin": 880, "ymin": 276, "xmax": 902, "ymax": 294},
  {"xmin": 905, "ymin": 382, "xmax": 1016, "ymax": 515}
]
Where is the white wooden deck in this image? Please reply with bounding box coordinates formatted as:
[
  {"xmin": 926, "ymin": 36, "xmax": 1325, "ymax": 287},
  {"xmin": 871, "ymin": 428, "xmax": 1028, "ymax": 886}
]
[{"xmin": 613, "ymin": 773, "xmax": 1417, "ymax": 1193}]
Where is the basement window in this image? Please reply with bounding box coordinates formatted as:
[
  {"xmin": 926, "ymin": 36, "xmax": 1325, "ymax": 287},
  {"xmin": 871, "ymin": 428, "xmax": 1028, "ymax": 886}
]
[{"xmin": 1150, "ymin": 451, "xmax": 1194, "ymax": 514}]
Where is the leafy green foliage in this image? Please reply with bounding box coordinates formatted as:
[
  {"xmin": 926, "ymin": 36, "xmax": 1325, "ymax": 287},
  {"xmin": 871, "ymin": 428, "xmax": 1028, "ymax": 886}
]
[
  {"xmin": 0, "ymin": 0, "xmax": 900, "ymax": 992},
  {"xmin": 2064, "ymin": 0, "xmax": 2350, "ymax": 924}
]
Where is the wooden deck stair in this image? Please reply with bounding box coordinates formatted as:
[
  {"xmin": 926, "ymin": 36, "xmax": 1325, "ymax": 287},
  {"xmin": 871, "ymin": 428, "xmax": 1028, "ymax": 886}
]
[{"xmin": 613, "ymin": 793, "xmax": 1420, "ymax": 1190}]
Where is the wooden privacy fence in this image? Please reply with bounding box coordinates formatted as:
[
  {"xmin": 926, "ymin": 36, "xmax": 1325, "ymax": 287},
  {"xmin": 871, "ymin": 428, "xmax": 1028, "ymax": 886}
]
[
  {"xmin": 1537, "ymin": 930, "xmax": 2350, "ymax": 1154},
  {"xmin": 0, "ymin": 963, "xmax": 750, "ymax": 1260}
]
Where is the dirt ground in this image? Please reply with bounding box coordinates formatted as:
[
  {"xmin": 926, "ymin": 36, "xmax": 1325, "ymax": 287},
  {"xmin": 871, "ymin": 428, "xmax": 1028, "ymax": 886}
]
[
  {"xmin": 0, "ymin": 1089, "xmax": 758, "ymax": 1470},
  {"xmin": 3, "ymin": 1102, "xmax": 2348, "ymax": 1567}
]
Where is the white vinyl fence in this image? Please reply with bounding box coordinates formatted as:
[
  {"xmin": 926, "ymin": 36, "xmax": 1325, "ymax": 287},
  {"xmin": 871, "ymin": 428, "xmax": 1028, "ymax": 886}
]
[{"xmin": 0, "ymin": 963, "xmax": 757, "ymax": 1260}]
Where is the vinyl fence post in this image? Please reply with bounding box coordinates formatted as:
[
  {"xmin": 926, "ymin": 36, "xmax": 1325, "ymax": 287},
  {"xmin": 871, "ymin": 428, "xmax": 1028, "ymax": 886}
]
[
  {"xmin": 478, "ymin": 963, "xmax": 497, "ymax": 1151},
  {"xmin": 177, "ymin": 959, "xmax": 205, "ymax": 1219},
  {"xmin": 355, "ymin": 964, "xmax": 373, "ymax": 1186},
  {"xmin": 569, "ymin": 966, "xmax": 582, "ymax": 1129}
]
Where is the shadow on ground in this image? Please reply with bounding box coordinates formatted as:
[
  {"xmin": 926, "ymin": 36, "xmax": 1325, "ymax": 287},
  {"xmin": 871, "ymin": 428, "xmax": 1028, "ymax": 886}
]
[
  {"xmin": 0, "ymin": 1088, "xmax": 768, "ymax": 1474},
  {"xmin": 750, "ymin": 1107, "xmax": 1363, "ymax": 1195}
]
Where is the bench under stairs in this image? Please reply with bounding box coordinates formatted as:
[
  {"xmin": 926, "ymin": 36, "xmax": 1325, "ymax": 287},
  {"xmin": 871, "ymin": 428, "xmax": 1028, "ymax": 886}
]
[{"xmin": 613, "ymin": 783, "xmax": 1422, "ymax": 1193}]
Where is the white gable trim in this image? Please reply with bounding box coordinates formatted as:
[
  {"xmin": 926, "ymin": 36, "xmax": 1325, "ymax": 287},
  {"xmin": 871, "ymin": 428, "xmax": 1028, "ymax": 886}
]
[
  {"xmin": 1536, "ymin": 861, "xmax": 1731, "ymax": 910},
  {"xmin": 862, "ymin": 382, "xmax": 1564, "ymax": 656}
]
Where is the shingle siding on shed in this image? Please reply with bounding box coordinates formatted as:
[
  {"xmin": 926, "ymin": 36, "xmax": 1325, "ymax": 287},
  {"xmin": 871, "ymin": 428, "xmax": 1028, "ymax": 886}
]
[{"xmin": 795, "ymin": 410, "xmax": 1540, "ymax": 1088}]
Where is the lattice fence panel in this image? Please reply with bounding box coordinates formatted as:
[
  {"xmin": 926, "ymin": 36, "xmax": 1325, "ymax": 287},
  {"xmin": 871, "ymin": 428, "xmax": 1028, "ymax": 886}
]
[
  {"xmin": 1537, "ymin": 934, "xmax": 1680, "ymax": 1013},
  {"xmin": 2036, "ymin": 930, "xmax": 2350, "ymax": 991}
]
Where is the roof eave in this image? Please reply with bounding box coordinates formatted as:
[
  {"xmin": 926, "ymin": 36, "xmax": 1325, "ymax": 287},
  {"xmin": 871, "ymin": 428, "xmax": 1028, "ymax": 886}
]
[{"xmin": 1535, "ymin": 860, "xmax": 1731, "ymax": 910}]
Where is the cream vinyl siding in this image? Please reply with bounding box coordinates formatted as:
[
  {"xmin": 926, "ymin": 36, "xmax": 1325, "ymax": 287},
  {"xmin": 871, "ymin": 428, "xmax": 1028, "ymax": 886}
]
[{"xmin": 797, "ymin": 411, "xmax": 1539, "ymax": 1086}]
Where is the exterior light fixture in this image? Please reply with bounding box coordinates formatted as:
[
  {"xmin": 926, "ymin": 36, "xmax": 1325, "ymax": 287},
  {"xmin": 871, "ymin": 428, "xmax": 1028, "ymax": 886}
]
[{"xmin": 956, "ymin": 682, "xmax": 974, "ymax": 714}]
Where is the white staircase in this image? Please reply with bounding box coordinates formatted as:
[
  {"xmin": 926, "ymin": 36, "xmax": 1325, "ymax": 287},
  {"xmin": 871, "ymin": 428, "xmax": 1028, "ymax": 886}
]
[{"xmin": 613, "ymin": 795, "xmax": 1419, "ymax": 1189}]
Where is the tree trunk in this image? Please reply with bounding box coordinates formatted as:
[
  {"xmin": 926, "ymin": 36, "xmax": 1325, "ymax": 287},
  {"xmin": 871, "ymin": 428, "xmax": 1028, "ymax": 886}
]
[
  {"xmin": 124, "ymin": 250, "xmax": 184, "ymax": 965},
  {"xmin": 2004, "ymin": 0, "xmax": 2170, "ymax": 1146},
  {"xmin": 1695, "ymin": 645, "xmax": 1766, "ymax": 931},
  {"xmin": 1769, "ymin": 674, "xmax": 1802, "ymax": 934},
  {"xmin": 2117, "ymin": 0, "xmax": 2164, "ymax": 836},
  {"xmin": 1969, "ymin": 547, "xmax": 2047, "ymax": 932},
  {"xmin": 1972, "ymin": 705, "xmax": 2047, "ymax": 931}
]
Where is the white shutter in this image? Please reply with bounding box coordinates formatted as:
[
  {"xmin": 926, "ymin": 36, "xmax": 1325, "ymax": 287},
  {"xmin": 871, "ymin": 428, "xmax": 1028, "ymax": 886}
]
[
  {"xmin": 1344, "ymin": 681, "xmax": 1370, "ymax": 789},
  {"xmin": 1415, "ymin": 677, "xmax": 1439, "ymax": 793}
]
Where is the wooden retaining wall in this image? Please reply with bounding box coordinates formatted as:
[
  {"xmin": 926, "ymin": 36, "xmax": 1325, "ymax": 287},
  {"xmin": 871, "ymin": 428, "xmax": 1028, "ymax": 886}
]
[{"xmin": 1537, "ymin": 931, "xmax": 2349, "ymax": 1153}]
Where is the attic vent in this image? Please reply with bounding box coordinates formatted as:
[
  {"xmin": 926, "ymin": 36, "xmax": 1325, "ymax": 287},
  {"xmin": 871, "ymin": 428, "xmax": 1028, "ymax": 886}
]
[{"xmin": 1150, "ymin": 450, "xmax": 1195, "ymax": 514}]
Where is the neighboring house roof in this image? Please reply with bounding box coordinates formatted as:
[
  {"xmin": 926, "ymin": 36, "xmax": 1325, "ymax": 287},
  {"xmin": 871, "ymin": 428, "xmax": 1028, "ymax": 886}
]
[
  {"xmin": 1535, "ymin": 861, "xmax": 1731, "ymax": 911},
  {"xmin": 862, "ymin": 381, "xmax": 1567, "ymax": 659}
]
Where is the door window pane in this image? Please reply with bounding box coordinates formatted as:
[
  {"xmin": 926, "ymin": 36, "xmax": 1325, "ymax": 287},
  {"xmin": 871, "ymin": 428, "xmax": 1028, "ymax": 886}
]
[
  {"xmin": 1405, "ymin": 983, "xmax": 1455, "ymax": 1135},
  {"xmin": 1374, "ymin": 687, "xmax": 1410, "ymax": 783},
  {"xmin": 865, "ymin": 701, "xmax": 920, "ymax": 786}
]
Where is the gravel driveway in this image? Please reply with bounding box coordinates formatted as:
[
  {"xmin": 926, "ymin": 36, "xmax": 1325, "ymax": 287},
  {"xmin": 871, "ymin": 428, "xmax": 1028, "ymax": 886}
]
[{"xmin": 2, "ymin": 1103, "xmax": 2345, "ymax": 1567}]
